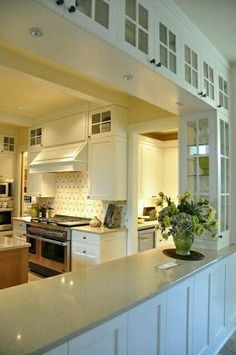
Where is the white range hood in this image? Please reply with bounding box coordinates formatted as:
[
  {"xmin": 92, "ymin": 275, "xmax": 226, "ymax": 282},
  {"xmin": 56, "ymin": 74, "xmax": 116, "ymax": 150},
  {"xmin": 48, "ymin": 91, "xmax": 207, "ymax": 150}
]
[{"xmin": 29, "ymin": 142, "xmax": 88, "ymax": 173}]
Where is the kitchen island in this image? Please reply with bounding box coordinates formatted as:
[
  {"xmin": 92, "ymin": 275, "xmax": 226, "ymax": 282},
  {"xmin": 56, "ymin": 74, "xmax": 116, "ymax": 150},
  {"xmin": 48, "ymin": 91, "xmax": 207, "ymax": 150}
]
[
  {"xmin": 0, "ymin": 237, "xmax": 30, "ymax": 289},
  {"xmin": 0, "ymin": 245, "xmax": 235, "ymax": 354}
]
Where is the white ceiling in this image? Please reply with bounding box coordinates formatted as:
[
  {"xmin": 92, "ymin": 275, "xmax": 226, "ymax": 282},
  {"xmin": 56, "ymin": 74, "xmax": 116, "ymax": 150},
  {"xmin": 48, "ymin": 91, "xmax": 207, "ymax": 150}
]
[{"xmin": 173, "ymin": 0, "xmax": 236, "ymax": 63}]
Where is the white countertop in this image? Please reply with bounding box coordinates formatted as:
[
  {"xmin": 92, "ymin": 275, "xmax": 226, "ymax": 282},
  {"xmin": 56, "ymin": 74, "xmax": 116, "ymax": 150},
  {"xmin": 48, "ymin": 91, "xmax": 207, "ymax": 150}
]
[
  {"xmin": 72, "ymin": 225, "xmax": 127, "ymax": 234},
  {"xmin": 137, "ymin": 220, "xmax": 158, "ymax": 230},
  {"xmin": 13, "ymin": 216, "xmax": 31, "ymax": 223},
  {"xmin": 0, "ymin": 236, "xmax": 30, "ymax": 251},
  {"xmin": 0, "ymin": 244, "xmax": 235, "ymax": 354}
]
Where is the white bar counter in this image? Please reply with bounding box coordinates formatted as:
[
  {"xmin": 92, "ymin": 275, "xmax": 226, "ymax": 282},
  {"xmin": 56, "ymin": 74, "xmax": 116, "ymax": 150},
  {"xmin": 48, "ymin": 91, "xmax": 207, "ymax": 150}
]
[{"xmin": 0, "ymin": 245, "xmax": 235, "ymax": 354}]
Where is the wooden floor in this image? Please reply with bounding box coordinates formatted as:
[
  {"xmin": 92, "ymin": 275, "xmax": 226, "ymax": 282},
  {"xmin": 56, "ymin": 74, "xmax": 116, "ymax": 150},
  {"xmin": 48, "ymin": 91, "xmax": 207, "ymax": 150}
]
[{"xmin": 218, "ymin": 331, "xmax": 236, "ymax": 354}]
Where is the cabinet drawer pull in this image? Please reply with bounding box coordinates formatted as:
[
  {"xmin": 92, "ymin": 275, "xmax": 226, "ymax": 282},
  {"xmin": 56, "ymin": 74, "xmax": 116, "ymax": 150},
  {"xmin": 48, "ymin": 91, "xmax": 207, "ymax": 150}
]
[
  {"xmin": 83, "ymin": 236, "xmax": 87, "ymax": 239},
  {"xmin": 83, "ymin": 250, "xmax": 86, "ymax": 254}
]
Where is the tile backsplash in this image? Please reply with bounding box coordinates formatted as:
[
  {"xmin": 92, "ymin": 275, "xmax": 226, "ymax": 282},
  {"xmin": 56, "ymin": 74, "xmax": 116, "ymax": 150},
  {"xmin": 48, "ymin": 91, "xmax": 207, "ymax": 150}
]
[{"xmin": 39, "ymin": 172, "xmax": 127, "ymax": 227}]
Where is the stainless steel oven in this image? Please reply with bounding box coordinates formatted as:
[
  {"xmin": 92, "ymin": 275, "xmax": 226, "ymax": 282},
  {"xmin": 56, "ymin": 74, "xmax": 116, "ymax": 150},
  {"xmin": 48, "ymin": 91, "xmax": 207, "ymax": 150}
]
[
  {"xmin": 26, "ymin": 224, "xmax": 70, "ymax": 277},
  {"xmin": 0, "ymin": 208, "xmax": 13, "ymax": 231},
  {"xmin": 26, "ymin": 216, "xmax": 91, "ymax": 277}
]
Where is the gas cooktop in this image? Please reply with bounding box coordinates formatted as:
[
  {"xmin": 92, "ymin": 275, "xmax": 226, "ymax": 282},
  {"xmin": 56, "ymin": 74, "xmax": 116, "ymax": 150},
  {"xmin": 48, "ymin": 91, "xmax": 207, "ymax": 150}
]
[{"xmin": 30, "ymin": 215, "xmax": 91, "ymax": 227}]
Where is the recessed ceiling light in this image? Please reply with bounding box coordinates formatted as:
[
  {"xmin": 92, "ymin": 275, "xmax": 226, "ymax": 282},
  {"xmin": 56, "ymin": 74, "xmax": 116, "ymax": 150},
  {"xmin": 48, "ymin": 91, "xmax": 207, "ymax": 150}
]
[
  {"xmin": 123, "ymin": 74, "xmax": 134, "ymax": 81},
  {"xmin": 30, "ymin": 27, "xmax": 44, "ymax": 37}
]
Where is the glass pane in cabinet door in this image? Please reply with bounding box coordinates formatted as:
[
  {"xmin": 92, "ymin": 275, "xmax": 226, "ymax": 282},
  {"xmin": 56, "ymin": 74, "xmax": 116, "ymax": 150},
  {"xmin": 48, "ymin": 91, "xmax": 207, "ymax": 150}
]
[
  {"xmin": 126, "ymin": 0, "xmax": 136, "ymax": 20},
  {"xmin": 224, "ymin": 80, "xmax": 228, "ymax": 94},
  {"xmin": 192, "ymin": 70, "xmax": 198, "ymax": 88},
  {"xmin": 204, "ymin": 62, "xmax": 208, "ymax": 78},
  {"xmin": 226, "ymin": 195, "xmax": 230, "ymax": 230},
  {"xmin": 30, "ymin": 138, "xmax": 35, "ymax": 146},
  {"xmin": 199, "ymin": 156, "xmax": 209, "ymax": 176},
  {"xmin": 225, "ymin": 96, "xmax": 229, "ymax": 110},
  {"xmin": 160, "ymin": 23, "xmax": 167, "ymax": 45},
  {"xmin": 221, "ymin": 157, "xmax": 225, "ymax": 193},
  {"xmin": 76, "ymin": 0, "xmax": 92, "ymax": 17},
  {"xmin": 209, "ymin": 67, "xmax": 214, "ymax": 83},
  {"xmin": 92, "ymin": 125, "xmax": 100, "ymax": 135},
  {"xmin": 138, "ymin": 4, "xmax": 148, "ymax": 30},
  {"xmin": 221, "ymin": 196, "xmax": 225, "ymax": 232},
  {"xmin": 209, "ymin": 84, "xmax": 214, "ymax": 100},
  {"xmin": 204, "ymin": 79, "xmax": 209, "ymax": 96},
  {"xmin": 192, "ymin": 51, "xmax": 198, "ymax": 70},
  {"xmin": 169, "ymin": 52, "xmax": 176, "ymax": 73},
  {"xmin": 185, "ymin": 64, "xmax": 191, "ymax": 84},
  {"xmin": 199, "ymin": 176, "xmax": 209, "ymax": 194},
  {"xmin": 169, "ymin": 31, "xmax": 176, "ymax": 52},
  {"xmin": 219, "ymin": 92, "xmax": 224, "ymax": 107},
  {"xmin": 188, "ymin": 176, "xmax": 197, "ymax": 194},
  {"xmin": 226, "ymin": 159, "xmax": 229, "ymax": 193},
  {"xmin": 92, "ymin": 113, "xmax": 100, "ymax": 124},
  {"xmin": 101, "ymin": 122, "xmax": 111, "ymax": 133},
  {"xmin": 185, "ymin": 45, "xmax": 191, "ymax": 64},
  {"xmin": 225, "ymin": 123, "xmax": 229, "ymax": 156},
  {"xmin": 160, "ymin": 45, "xmax": 168, "ymax": 68},
  {"xmin": 36, "ymin": 137, "xmax": 41, "ymax": 145},
  {"xmin": 198, "ymin": 118, "xmax": 209, "ymax": 145},
  {"xmin": 188, "ymin": 122, "xmax": 196, "ymax": 146},
  {"xmin": 138, "ymin": 29, "xmax": 148, "ymax": 54},
  {"xmin": 188, "ymin": 158, "xmax": 196, "ymax": 175},
  {"xmin": 219, "ymin": 76, "xmax": 223, "ymax": 90},
  {"xmin": 102, "ymin": 111, "xmax": 111, "ymax": 122},
  {"xmin": 220, "ymin": 120, "xmax": 225, "ymax": 155},
  {"xmin": 95, "ymin": 0, "xmax": 109, "ymax": 29},
  {"xmin": 125, "ymin": 19, "xmax": 136, "ymax": 46}
]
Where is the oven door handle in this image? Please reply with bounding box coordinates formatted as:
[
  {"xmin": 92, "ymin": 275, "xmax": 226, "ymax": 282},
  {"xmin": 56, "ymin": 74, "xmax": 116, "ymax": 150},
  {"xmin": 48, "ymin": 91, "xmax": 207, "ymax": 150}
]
[{"xmin": 26, "ymin": 234, "xmax": 68, "ymax": 246}]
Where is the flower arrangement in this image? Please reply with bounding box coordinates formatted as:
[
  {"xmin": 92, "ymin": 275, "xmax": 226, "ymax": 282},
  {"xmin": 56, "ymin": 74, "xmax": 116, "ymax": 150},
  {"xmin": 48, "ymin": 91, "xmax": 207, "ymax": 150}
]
[{"xmin": 156, "ymin": 191, "xmax": 218, "ymax": 242}]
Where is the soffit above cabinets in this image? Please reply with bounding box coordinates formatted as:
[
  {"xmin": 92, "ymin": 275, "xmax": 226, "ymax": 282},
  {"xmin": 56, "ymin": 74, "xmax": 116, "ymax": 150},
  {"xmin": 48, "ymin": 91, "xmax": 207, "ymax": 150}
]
[{"xmin": 0, "ymin": 0, "xmax": 212, "ymax": 129}]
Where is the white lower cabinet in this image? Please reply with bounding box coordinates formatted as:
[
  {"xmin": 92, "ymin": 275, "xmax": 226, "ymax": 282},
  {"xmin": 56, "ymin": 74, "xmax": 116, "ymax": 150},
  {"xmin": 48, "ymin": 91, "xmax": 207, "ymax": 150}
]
[
  {"xmin": 68, "ymin": 314, "xmax": 128, "ymax": 355},
  {"xmin": 192, "ymin": 267, "xmax": 212, "ymax": 355},
  {"xmin": 227, "ymin": 254, "xmax": 236, "ymax": 329},
  {"xmin": 166, "ymin": 278, "xmax": 193, "ymax": 355},
  {"xmin": 127, "ymin": 293, "xmax": 166, "ymax": 355},
  {"xmin": 211, "ymin": 259, "xmax": 228, "ymax": 348},
  {"xmin": 71, "ymin": 230, "xmax": 127, "ymax": 270},
  {"xmin": 43, "ymin": 253, "xmax": 236, "ymax": 355}
]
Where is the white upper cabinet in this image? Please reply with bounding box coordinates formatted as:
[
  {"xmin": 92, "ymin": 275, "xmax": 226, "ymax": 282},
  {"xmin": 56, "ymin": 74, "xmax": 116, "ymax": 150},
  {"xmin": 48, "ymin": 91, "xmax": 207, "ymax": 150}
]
[
  {"xmin": 28, "ymin": 126, "xmax": 44, "ymax": 152},
  {"xmin": 88, "ymin": 135, "xmax": 127, "ymax": 200},
  {"xmin": 117, "ymin": 0, "xmax": 154, "ymax": 64},
  {"xmin": 153, "ymin": 5, "xmax": 180, "ymax": 82},
  {"xmin": 63, "ymin": 0, "xmax": 118, "ymax": 43},
  {"xmin": 89, "ymin": 105, "xmax": 127, "ymax": 138},
  {"xmin": 216, "ymin": 63, "xmax": 230, "ymax": 114},
  {"xmin": 181, "ymin": 33, "xmax": 201, "ymax": 96},
  {"xmin": 44, "ymin": 112, "xmax": 87, "ymax": 147}
]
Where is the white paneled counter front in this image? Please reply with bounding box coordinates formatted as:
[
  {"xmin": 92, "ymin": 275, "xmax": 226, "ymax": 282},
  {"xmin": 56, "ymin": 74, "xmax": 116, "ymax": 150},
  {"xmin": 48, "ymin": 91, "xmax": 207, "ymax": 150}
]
[{"xmin": 0, "ymin": 245, "xmax": 236, "ymax": 354}]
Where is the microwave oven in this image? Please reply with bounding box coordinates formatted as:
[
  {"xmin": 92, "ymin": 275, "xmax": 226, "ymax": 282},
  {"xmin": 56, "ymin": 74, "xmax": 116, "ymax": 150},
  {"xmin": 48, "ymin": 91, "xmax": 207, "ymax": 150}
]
[{"xmin": 0, "ymin": 179, "xmax": 13, "ymax": 198}]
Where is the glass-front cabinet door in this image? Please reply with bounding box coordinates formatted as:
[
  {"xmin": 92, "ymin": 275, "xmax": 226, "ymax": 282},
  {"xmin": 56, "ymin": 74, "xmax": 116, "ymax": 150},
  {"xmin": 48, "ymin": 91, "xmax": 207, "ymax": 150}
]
[{"xmin": 179, "ymin": 111, "xmax": 230, "ymax": 248}]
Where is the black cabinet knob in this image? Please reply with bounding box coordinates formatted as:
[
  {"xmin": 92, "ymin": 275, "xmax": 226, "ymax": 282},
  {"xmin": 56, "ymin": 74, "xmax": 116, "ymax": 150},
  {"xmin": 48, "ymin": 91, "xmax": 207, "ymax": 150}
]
[
  {"xmin": 156, "ymin": 62, "xmax": 162, "ymax": 67},
  {"xmin": 198, "ymin": 92, "xmax": 206, "ymax": 98},
  {"xmin": 150, "ymin": 58, "xmax": 156, "ymax": 64},
  {"xmin": 83, "ymin": 250, "xmax": 86, "ymax": 254},
  {"xmin": 68, "ymin": 5, "xmax": 76, "ymax": 13},
  {"xmin": 217, "ymin": 104, "xmax": 222, "ymax": 108},
  {"xmin": 83, "ymin": 236, "xmax": 86, "ymax": 239},
  {"xmin": 202, "ymin": 93, "xmax": 206, "ymax": 98},
  {"xmin": 56, "ymin": 0, "xmax": 64, "ymax": 5}
]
